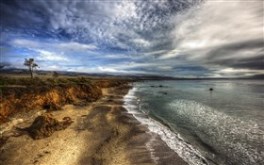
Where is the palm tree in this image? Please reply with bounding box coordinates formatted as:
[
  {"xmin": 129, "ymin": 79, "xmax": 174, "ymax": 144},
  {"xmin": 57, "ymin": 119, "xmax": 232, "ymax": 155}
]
[{"xmin": 24, "ymin": 58, "xmax": 38, "ymax": 79}]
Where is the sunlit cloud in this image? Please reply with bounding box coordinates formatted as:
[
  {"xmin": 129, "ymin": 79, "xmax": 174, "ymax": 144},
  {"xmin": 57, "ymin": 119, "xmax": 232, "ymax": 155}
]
[{"xmin": 35, "ymin": 49, "xmax": 68, "ymax": 62}]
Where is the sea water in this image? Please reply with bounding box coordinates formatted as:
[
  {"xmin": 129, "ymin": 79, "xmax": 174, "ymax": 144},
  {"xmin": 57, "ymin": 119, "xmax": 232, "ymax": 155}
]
[{"xmin": 123, "ymin": 80, "xmax": 264, "ymax": 165}]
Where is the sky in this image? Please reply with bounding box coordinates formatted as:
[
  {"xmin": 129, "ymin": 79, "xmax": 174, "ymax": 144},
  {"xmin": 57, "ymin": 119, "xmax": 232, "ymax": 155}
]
[{"xmin": 0, "ymin": 0, "xmax": 263, "ymax": 77}]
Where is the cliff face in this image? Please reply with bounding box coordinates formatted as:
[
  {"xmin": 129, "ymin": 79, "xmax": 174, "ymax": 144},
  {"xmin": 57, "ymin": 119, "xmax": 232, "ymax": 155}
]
[
  {"xmin": 0, "ymin": 78, "xmax": 130, "ymax": 124},
  {"xmin": 0, "ymin": 83, "xmax": 102, "ymax": 123}
]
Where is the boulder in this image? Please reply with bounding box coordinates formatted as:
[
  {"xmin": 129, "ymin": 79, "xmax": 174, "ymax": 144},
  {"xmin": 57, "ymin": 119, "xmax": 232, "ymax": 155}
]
[{"xmin": 21, "ymin": 114, "xmax": 73, "ymax": 139}]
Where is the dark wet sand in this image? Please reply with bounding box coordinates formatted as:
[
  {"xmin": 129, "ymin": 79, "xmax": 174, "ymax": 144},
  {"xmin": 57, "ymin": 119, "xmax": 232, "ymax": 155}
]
[{"xmin": 0, "ymin": 85, "xmax": 187, "ymax": 165}]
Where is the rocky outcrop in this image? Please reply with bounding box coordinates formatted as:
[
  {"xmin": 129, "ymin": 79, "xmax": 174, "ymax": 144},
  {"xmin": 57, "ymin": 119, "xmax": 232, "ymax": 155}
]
[{"xmin": 17, "ymin": 113, "xmax": 73, "ymax": 139}]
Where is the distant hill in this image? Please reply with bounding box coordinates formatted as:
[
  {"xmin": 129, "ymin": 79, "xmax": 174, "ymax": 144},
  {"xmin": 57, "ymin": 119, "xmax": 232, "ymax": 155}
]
[
  {"xmin": 1, "ymin": 68, "xmax": 263, "ymax": 80},
  {"xmin": 242, "ymin": 74, "xmax": 264, "ymax": 80}
]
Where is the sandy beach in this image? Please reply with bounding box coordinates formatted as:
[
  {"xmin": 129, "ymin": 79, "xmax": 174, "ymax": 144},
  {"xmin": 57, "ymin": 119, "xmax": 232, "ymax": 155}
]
[{"xmin": 0, "ymin": 84, "xmax": 186, "ymax": 165}]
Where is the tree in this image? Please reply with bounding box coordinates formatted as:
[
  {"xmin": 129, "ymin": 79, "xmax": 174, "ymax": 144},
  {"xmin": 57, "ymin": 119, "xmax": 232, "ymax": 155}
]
[{"xmin": 24, "ymin": 58, "xmax": 38, "ymax": 79}]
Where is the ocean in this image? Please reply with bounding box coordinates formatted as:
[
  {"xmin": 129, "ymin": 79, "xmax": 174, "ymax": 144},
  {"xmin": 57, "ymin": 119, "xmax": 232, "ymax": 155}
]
[{"xmin": 124, "ymin": 80, "xmax": 264, "ymax": 165}]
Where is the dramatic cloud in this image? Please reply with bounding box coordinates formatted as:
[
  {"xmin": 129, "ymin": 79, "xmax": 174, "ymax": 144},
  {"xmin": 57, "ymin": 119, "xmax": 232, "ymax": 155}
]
[
  {"xmin": 0, "ymin": 0, "xmax": 263, "ymax": 77},
  {"xmin": 167, "ymin": 0, "xmax": 264, "ymax": 76}
]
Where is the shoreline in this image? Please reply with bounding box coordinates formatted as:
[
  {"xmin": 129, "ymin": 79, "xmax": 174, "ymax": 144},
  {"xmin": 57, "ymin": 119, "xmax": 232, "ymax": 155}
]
[
  {"xmin": 0, "ymin": 83, "xmax": 187, "ymax": 165},
  {"xmin": 123, "ymin": 86, "xmax": 188, "ymax": 165},
  {"xmin": 124, "ymin": 86, "xmax": 207, "ymax": 165}
]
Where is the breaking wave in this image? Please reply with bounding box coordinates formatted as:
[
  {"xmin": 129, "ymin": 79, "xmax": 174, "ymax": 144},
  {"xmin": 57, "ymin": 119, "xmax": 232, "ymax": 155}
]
[{"xmin": 123, "ymin": 87, "xmax": 208, "ymax": 165}]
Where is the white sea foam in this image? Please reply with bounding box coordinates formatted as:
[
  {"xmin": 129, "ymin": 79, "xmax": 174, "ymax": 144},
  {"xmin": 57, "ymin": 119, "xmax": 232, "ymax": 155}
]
[{"xmin": 123, "ymin": 87, "xmax": 208, "ymax": 165}]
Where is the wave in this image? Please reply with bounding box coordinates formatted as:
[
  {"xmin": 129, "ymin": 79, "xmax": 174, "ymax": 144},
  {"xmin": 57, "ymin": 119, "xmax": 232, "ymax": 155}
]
[
  {"xmin": 168, "ymin": 100, "xmax": 264, "ymax": 165},
  {"xmin": 123, "ymin": 87, "xmax": 208, "ymax": 165}
]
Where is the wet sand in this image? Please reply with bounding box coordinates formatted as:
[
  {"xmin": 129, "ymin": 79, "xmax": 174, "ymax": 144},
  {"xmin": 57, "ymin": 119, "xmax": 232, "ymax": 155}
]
[{"xmin": 0, "ymin": 85, "xmax": 187, "ymax": 165}]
